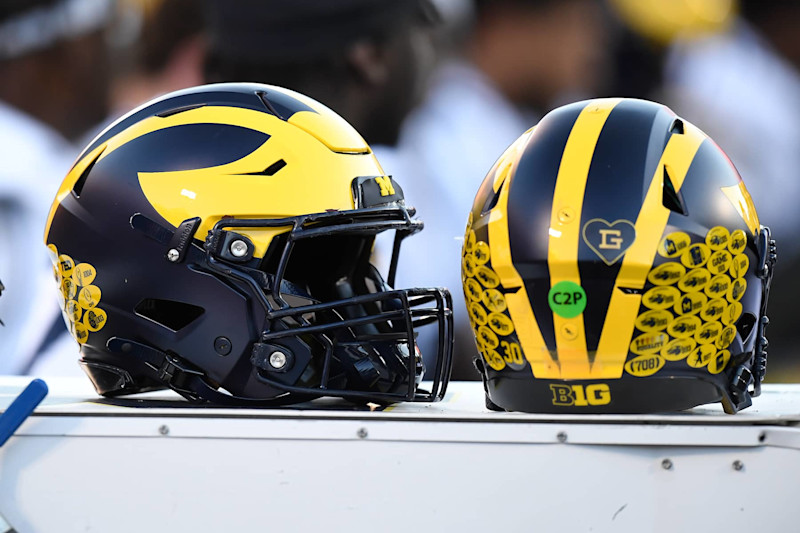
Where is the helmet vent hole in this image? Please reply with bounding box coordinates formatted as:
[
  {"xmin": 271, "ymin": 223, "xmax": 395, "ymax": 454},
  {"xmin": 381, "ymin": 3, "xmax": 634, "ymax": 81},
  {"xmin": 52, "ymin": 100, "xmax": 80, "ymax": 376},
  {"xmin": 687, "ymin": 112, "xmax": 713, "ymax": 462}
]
[
  {"xmin": 669, "ymin": 119, "xmax": 685, "ymax": 135},
  {"xmin": 737, "ymin": 312, "xmax": 757, "ymax": 344},
  {"xmin": 480, "ymin": 177, "xmax": 507, "ymax": 215},
  {"xmin": 618, "ymin": 286, "xmax": 643, "ymax": 295},
  {"xmin": 259, "ymin": 159, "xmax": 287, "ymax": 176},
  {"xmin": 72, "ymin": 148, "xmax": 104, "ymax": 198},
  {"xmin": 155, "ymin": 103, "xmax": 206, "ymax": 118},
  {"xmin": 135, "ymin": 298, "xmax": 205, "ymax": 331},
  {"xmin": 662, "ymin": 166, "xmax": 688, "ymax": 215}
]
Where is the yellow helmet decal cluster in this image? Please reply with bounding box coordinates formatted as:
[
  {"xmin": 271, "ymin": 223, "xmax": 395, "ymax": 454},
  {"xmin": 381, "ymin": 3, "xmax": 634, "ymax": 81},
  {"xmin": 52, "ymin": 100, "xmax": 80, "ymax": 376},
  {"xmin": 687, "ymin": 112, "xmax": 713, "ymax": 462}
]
[
  {"xmin": 47, "ymin": 244, "xmax": 107, "ymax": 345},
  {"xmin": 463, "ymin": 128, "xmax": 559, "ymax": 376},
  {"xmin": 45, "ymin": 105, "xmax": 384, "ymax": 258},
  {"xmin": 625, "ymin": 225, "xmax": 748, "ymax": 377}
]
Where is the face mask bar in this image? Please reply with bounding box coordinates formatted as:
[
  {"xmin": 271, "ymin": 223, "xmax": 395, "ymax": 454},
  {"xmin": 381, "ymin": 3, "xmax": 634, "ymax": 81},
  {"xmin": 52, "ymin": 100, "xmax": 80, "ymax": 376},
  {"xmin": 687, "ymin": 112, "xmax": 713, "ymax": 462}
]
[
  {"xmin": 202, "ymin": 205, "xmax": 454, "ymax": 404},
  {"xmin": 723, "ymin": 226, "xmax": 776, "ymax": 413}
]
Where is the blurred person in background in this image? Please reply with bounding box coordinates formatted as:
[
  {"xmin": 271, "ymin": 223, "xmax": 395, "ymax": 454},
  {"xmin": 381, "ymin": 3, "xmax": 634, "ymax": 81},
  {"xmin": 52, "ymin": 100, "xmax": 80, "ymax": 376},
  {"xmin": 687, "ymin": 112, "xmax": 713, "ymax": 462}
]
[
  {"xmin": 660, "ymin": 0, "xmax": 800, "ymax": 379},
  {"xmin": 203, "ymin": 0, "xmax": 438, "ymax": 148},
  {"xmin": 203, "ymin": 0, "xmax": 453, "ymax": 372},
  {"xmin": 386, "ymin": 0, "xmax": 612, "ymax": 378},
  {"xmin": 92, "ymin": 0, "xmax": 206, "ymax": 134},
  {"xmin": 0, "ymin": 0, "xmax": 112, "ymax": 375}
]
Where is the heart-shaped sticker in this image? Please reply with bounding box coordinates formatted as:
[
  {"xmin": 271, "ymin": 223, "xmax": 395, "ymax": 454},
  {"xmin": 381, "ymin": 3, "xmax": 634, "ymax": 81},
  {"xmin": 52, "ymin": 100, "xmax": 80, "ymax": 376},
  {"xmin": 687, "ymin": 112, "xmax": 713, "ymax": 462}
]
[{"xmin": 582, "ymin": 218, "xmax": 636, "ymax": 265}]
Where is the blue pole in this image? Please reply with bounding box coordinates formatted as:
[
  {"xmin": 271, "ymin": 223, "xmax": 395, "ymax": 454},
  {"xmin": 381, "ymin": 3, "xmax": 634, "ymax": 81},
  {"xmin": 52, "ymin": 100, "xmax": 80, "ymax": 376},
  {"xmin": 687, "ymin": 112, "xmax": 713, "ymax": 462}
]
[{"xmin": 0, "ymin": 379, "xmax": 48, "ymax": 447}]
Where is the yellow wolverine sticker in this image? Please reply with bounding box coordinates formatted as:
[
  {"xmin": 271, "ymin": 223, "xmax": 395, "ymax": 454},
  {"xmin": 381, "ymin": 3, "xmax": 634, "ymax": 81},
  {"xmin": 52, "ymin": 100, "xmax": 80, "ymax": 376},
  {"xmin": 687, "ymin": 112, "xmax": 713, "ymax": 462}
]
[
  {"xmin": 469, "ymin": 302, "xmax": 488, "ymax": 326},
  {"xmin": 477, "ymin": 326, "xmax": 499, "ymax": 350},
  {"xmin": 488, "ymin": 312, "xmax": 514, "ymax": 336},
  {"xmin": 700, "ymin": 298, "xmax": 726, "ymax": 321},
  {"xmin": 642, "ymin": 286, "xmax": 680, "ymax": 310},
  {"xmin": 474, "ymin": 241, "xmax": 490, "ymax": 265},
  {"xmin": 464, "ymin": 278, "xmax": 482, "ymax": 301},
  {"xmin": 464, "ymin": 230, "xmax": 476, "ymax": 254},
  {"xmin": 647, "ymin": 263, "xmax": 685, "ymax": 286},
  {"xmin": 705, "ymin": 226, "xmax": 730, "ymax": 251},
  {"xmin": 661, "ymin": 338, "xmax": 696, "ymax": 361},
  {"xmin": 462, "ymin": 255, "xmax": 477, "ymax": 278},
  {"xmin": 678, "ymin": 268, "xmax": 710, "ymax": 293},
  {"xmin": 704, "ymin": 275, "xmax": 730, "ymax": 298},
  {"xmin": 475, "ymin": 266, "xmax": 500, "ymax": 288},
  {"xmin": 483, "ymin": 349, "xmax": 506, "ymax": 371},
  {"xmin": 728, "ymin": 229, "xmax": 747, "ymax": 254},
  {"xmin": 695, "ymin": 321, "xmax": 722, "ymax": 345},
  {"xmin": 481, "ymin": 289, "xmax": 507, "ymax": 313},
  {"xmin": 634, "ymin": 309, "xmax": 673, "ymax": 332},
  {"xmin": 667, "ymin": 315, "xmax": 701, "ymax": 339},
  {"xmin": 658, "ymin": 232, "xmax": 691, "ymax": 258}
]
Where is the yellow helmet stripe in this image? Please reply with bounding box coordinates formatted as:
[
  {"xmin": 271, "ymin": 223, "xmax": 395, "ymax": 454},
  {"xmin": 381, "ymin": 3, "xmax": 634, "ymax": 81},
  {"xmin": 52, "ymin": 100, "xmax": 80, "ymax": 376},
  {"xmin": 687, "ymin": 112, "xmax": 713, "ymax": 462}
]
[
  {"xmin": 488, "ymin": 130, "xmax": 559, "ymax": 378},
  {"xmin": 593, "ymin": 121, "xmax": 706, "ymax": 378},
  {"xmin": 548, "ymin": 99, "xmax": 621, "ymax": 378}
]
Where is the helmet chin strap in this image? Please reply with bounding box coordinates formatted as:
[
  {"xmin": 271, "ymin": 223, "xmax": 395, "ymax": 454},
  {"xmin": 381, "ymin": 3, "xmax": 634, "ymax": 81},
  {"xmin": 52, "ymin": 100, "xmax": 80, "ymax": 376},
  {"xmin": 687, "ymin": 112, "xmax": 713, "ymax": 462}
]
[{"xmin": 724, "ymin": 226, "xmax": 777, "ymax": 414}]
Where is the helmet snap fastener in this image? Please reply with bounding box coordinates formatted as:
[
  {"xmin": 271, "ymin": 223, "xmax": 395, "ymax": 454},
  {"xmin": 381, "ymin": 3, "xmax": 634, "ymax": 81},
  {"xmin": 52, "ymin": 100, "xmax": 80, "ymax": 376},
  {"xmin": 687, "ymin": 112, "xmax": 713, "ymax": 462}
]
[
  {"xmin": 269, "ymin": 351, "xmax": 288, "ymax": 369},
  {"xmin": 166, "ymin": 249, "xmax": 180, "ymax": 262},
  {"xmin": 230, "ymin": 240, "xmax": 249, "ymax": 257}
]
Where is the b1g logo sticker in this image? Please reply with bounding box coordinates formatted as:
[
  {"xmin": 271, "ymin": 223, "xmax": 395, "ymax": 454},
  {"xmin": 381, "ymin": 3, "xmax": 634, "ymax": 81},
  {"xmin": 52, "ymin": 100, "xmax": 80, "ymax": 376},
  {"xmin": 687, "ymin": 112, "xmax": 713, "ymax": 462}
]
[
  {"xmin": 548, "ymin": 281, "xmax": 587, "ymax": 318},
  {"xmin": 582, "ymin": 219, "xmax": 636, "ymax": 265},
  {"xmin": 550, "ymin": 383, "xmax": 611, "ymax": 406}
]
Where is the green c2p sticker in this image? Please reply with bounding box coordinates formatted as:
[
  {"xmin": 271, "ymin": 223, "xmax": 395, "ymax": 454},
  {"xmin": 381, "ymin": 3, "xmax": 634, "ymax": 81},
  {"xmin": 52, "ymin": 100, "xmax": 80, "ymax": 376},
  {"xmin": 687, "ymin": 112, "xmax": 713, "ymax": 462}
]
[{"xmin": 548, "ymin": 281, "xmax": 587, "ymax": 318}]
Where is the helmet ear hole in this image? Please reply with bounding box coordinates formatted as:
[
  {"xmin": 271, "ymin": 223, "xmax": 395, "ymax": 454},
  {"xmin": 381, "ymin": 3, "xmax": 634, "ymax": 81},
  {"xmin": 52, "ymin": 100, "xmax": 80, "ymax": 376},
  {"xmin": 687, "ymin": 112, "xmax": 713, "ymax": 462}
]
[
  {"xmin": 737, "ymin": 312, "xmax": 758, "ymax": 345},
  {"xmin": 134, "ymin": 298, "xmax": 205, "ymax": 331}
]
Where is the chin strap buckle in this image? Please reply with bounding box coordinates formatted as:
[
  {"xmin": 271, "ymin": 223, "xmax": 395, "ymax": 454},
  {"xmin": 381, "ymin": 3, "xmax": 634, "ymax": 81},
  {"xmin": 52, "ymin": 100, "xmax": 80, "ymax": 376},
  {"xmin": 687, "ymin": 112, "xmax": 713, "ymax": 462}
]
[{"xmin": 107, "ymin": 337, "xmax": 205, "ymax": 401}]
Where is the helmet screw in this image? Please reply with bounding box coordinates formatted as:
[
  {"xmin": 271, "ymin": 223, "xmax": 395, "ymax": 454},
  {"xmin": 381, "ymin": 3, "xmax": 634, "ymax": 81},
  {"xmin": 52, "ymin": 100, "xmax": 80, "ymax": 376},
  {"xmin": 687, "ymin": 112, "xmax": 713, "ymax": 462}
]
[
  {"xmin": 269, "ymin": 351, "xmax": 288, "ymax": 369},
  {"xmin": 167, "ymin": 249, "xmax": 180, "ymax": 262},
  {"xmin": 732, "ymin": 460, "xmax": 744, "ymax": 471},
  {"xmin": 557, "ymin": 207, "xmax": 575, "ymax": 224},
  {"xmin": 661, "ymin": 458, "xmax": 673, "ymax": 470},
  {"xmin": 561, "ymin": 323, "xmax": 578, "ymax": 340},
  {"xmin": 230, "ymin": 239, "xmax": 249, "ymax": 258},
  {"xmin": 214, "ymin": 336, "xmax": 232, "ymax": 356}
]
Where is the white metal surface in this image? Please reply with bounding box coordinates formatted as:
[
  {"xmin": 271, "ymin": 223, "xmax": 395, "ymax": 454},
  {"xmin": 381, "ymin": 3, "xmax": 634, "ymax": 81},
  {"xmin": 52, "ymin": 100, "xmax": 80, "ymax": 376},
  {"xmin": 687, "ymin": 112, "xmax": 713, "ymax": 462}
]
[{"xmin": 1, "ymin": 377, "xmax": 799, "ymax": 532}]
